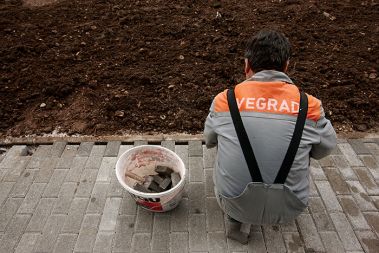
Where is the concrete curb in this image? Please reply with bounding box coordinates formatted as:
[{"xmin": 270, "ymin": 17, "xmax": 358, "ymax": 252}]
[
  {"xmin": 0, "ymin": 133, "xmax": 378, "ymax": 145},
  {"xmin": 0, "ymin": 134, "xmax": 205, "ymax": 145}
]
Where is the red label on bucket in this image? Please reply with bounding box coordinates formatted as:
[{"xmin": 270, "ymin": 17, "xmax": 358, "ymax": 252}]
[{"xmin": 133, "ymin": 194, "xmax": 163, "ymax": 211}]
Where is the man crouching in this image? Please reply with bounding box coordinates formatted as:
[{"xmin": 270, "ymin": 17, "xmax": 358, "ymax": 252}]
[{"xmin": 204, "ymin": 30, "xmax": 337, "ymax": 244}]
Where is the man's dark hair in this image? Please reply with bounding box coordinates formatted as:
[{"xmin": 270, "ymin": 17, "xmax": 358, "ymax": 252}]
[{"xmin": 245, "ymin": 30, "xmax": 291, "ymax": 73}]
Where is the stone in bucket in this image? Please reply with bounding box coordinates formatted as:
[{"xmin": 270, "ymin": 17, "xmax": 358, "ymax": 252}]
[{"xmin": 126, "ymin": 165, "xmax": 181, "ymax": 193}]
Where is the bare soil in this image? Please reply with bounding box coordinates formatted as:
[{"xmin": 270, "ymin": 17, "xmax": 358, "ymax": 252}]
[{"xmin": 1, "ymin": 0, "xmax": 378, "ymax": 137}]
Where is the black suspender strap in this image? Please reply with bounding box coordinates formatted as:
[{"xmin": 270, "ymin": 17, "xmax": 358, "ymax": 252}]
[
  {"xmin": 227, "ymin": 89, "xmax": 308, "ymax": 184},
  {"xmin": 274, "ymin": 91, "xmax": 308, "ymax": 184},
  {"xmin": 227, "ymin": 89, "xmax": 263, "ymax": 182}
]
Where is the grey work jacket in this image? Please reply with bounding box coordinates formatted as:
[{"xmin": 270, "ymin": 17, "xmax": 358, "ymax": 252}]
[{"xmin": 204, "ymin": 70, "xmax": 337, "ymax": 205}]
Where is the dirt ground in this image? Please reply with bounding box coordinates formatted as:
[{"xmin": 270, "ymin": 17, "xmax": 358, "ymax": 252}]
[{"xmin": 1, "ymin": 0, "xmax": 378, "ymax": 137}]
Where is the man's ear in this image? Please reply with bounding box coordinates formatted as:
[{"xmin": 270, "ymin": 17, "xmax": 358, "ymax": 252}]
[
  {"xmin": 284, "ymin": 60, "xmax": 290, "ymax": 73},
  {"xmin": 244, "ymin": 59, "xmax": 254, "ymax": 78}
]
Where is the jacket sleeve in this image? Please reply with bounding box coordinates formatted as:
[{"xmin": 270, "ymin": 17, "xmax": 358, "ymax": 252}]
[
  {"xmin": 310, "ymin": 105, "xmax": 337, "ymax": 159},
  {"xmin": 204, "ymin": 100, "xmax": 218, "ymax": 148}
]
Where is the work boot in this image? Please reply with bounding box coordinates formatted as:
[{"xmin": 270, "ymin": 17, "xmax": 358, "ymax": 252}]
[{"xmin": 226, "ymin": 219, "xmax": 250, "ymax": 244}]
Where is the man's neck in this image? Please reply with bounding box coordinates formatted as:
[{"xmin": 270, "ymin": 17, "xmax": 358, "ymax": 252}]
[{"xmin": 246, "ymin": 70, "xmax": 293, "ymax": 84}]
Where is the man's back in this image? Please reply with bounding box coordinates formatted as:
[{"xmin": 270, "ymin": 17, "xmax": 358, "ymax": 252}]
[{"xmin": 204, "ymin": 70, "xmax": 336, "ymax": 204}]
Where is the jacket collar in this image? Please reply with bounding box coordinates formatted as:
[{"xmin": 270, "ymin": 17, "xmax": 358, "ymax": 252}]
[{"xmin": 247, "ymin": 70, "xmax": 294, "ymax": 84}]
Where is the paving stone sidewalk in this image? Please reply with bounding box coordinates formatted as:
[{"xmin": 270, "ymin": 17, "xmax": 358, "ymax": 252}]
[{"xmin": 0, "ymin": 138, "xmax": 378, "ymax": 253}]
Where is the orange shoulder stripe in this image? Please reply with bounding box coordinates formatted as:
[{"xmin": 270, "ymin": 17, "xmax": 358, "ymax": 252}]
[
  {"xmin": 214, "ymin": 89, "xmax": 229, "ymax": 112},
  {"xmin": 306, "ymin": 94, "xmax": 321, "ymax": 121}
]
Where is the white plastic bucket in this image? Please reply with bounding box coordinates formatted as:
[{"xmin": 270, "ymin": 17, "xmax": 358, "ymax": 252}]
[{"xmin": 115, "ymin": 145, "xmax": 186, "ymax": 212}]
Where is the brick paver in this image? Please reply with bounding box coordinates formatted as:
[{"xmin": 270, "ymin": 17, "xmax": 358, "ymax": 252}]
[
  {"xmin": 332, "ymin": 155, "xmax": 359, "ymax": 180},
  {"xmin": 189, "ymin": 156, "xmax": 204, "ymax": 182},
  {"xmin": 331, "ymin": 212, "xmax": 362, "ymax": 251},
  {"xmin": 189, "ymin": 214, "xmax": 207, "ymax": 251},
  {"xmin": 77, "ymin": 142, "xmax": 94, "ymax": 157},
  {"xmin": 161, "ymin": 140, "xmax": 175, "ymax": 152},
  {"xmin": 188, "ymin": 140, "xmax": 203, "ymax": 157},
  {"xmin": 3, "ymin": 157, "xmax": 30, "ymax": 182},
  {"xmin": 53, "ymin": 182, "xmax": 77, "ymax": 214},
  {"xmin": 347, "ymin": 180, "xmax": 377, "ymax": 211},
  {"xmin": 339, "ymin": 143, "xmax": 365, "ymax": 166},
  {"xmin": 87, "ymin": 182, "xmax": 109, "ymax": 214},
  {"xmin": 296, "ymin": 214, "xmax": 324, "ymax": 252},
  {"xmin": 338, "ymin": 195, "xmax": 371, "ymax": 230},
  {"xmin": 62, "ymin": 198, "xmax": 89, "ymax": 233},
  {"xmin": 135, "ymin": 206, "xmax": 153, "ymax": 233},
  {"xmin": 53, "ymin": 233, "xmax": 77, "ymax": 253},
  {"xmin": 189, "ymin": 182, "xmax": 205, "ymax": 214},
  {"xmin": 348, "ymin": 139, "xmax": 371, "ymax": 155},
  {"xmin": 0, "ymin": 198, "xmax": 23, "ymax": 232},
  {"xmin": 315, "ymin": 180, "xmax": 343, "ymax": 212},
  {"xmin": 308, "ymin": 197, "xmax": 334, "ymax": 232},
  {"xmin": 93, "ymin": 231, "xmax": 114, "ymax": 253},
  {"xmin": 11, "ymin": 170, "xmax": 36, "ymax": 198},
  {"xmin": 75, "ymin": 169, "xmax": 98, "ymax": 198},
  {"xmin": 130, "ymin": 233, "xmax": 151, "ymax": 253},
  {"xmin": 34, "ymin": 157, "xmax": 58, "ymax": 183},
  {"xmin": 90, "ymin": 145, "xmax": 106, "ymax": 157},
  {"xmin": 74, "ymin": 214, "xmax": 101, "ymax": 252},
  {"xmin": 248, "ymin": 231, "xmax": 267, "ymax": 253},
  {"xmin": 0, "ymin": 182, "xmax": 15, "ymax": 206},
  {"xmin": 208, "ymin": 231, "xmax": 228, "ymax": 253},
  {"xmin": 15, "ymin": 233, "xmax": 39, "ymax": 253},
  {"xmin": 56, "ymin": 156, "xmax": 74, "ymax": 170},
  {"xmin": 104, "ymin": 141, "xmax": 121, "ymax": 157},
  {"xmin": 18, "ymin": 183, "xmax": 46, "ymax": 214},
  {"xmin": 119, "ymin": 191, "xmax": 137, "ymax": 216},
  {"xmin": 0, "ymin": 139, "xmax": 377, "ymax": 252},
  {"xmin": 356, "ymin": 230, "xmax": 379, "ymax": 253},
  {"xmin": 0, "ymin": 214, "xmax": 30, "ymax": 253},
  {"xmin": 96, "ymin": 157, "xmax": 117, "ymax": 182},
  {"xmin": 170, "ymin": 232, "xmax": 189, "ymax": 253},
  {"xmin": 360, "ymin": 155, "xmax": 379, "ymax": 180},
  {"xmin": 50, "ymin": 142, "xmax": 67, "ymax": 157},
  {"xmin": 319, "ymin": 231, "xmax": 345, "ymax": 253},
  {"xmin": 25, "ymin": 198, "xmax": 56, "ymax": 232},
  {"xmin": 34, "ymin": 214, "xmax": 66, "ymax": 253},
  {"xmin": 151, "ymin": 213, "xmax": 170, "ymax": 251},
  {"xmin": 42, "ymin": 169, "xmax": 68, "ymax": 197},
  {"xmin": 206, "ymin": 197, "xmax": 224, "ymax": 232},
  {"xmin": 170, "ymin": 198, "xmax": 188, "ymax": 232},
  {"xmin": 99, "ymin": 197, "xmax": 121, "ymax": 231},
  {"xmin": 113, "ymin": 215, "xmax": 134, "ymax": 253}
]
